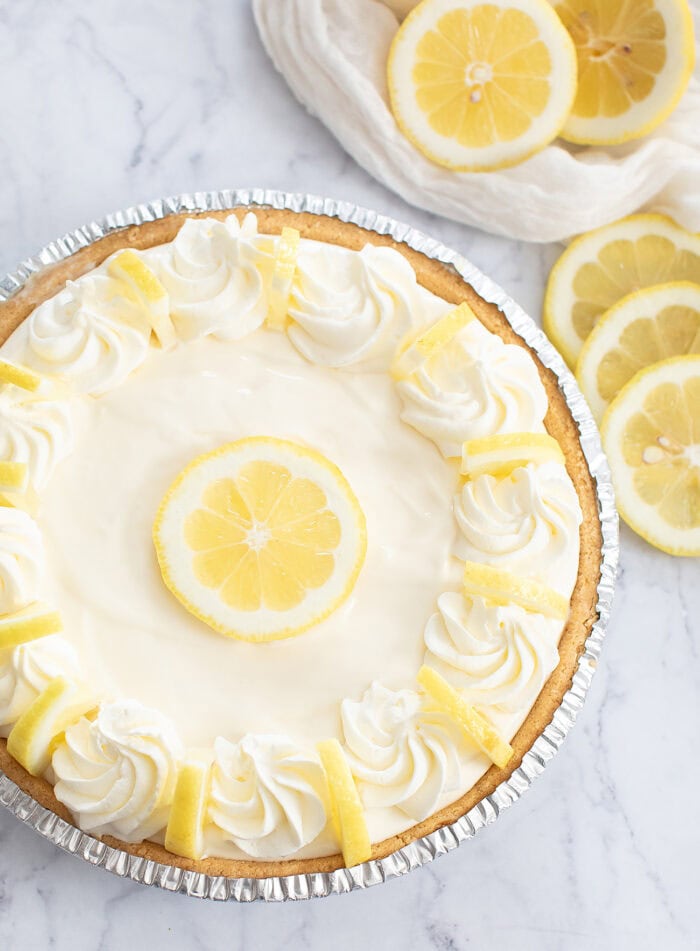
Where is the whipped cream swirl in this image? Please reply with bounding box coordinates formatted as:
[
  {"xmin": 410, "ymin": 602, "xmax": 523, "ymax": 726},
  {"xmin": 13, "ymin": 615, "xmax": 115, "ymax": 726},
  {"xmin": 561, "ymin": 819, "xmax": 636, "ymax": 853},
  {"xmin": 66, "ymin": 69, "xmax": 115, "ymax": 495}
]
[
  {"xmin": 52, "ymin": 700, "xmax": 183, "ymax": 841},
  {"xmin": 288, "ymin": 243, "xmax": 436, "ymax": 369},
  {"xmin": 397, "ymin": 320, "xmax": 548, "ymax": 457},
  {"xmin": 454, "ymin": 462, "xmax": 582, "ymax": 594},
  {"xmin": 154, "ymin": 213, "xmax": 268, "ymax": 341},
  {"xmin": 342, "ymin": 682, "xmax": 467, "ymax": 821},
  {"xmin": 0, "ymin": 507, "xmax": 44, "ymax": 614},
  {"xmin": 424, "ymin": 592, "xmax": 561, "ymax": 713},
  {"xmin": 0, "ymin": 387, "xmax": 73, "ymax": 491},
  {"xmin": 7, "ymin": 276, "xmax": 150, "ymax": 395},
  {"xmin": 0, "ymin": 636, "xmax": 80, "ymax": 737},
  {"xmin": 209, "ymin": 735, "xmax": 327, "ymax": 858}
]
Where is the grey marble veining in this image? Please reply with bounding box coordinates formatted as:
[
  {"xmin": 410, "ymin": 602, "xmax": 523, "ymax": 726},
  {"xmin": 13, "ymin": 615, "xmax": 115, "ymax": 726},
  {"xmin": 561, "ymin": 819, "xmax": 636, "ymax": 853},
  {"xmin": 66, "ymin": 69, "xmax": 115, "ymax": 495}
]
[{"xmin": 0, "ymin": 2, "xmax": 698, "ymax": 949}]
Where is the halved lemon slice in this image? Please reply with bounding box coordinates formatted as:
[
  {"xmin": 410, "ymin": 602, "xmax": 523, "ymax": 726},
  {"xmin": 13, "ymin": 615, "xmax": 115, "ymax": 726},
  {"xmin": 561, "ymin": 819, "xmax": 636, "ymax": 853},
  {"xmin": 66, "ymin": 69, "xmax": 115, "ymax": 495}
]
[
  {"xmin": 556, "ymin": 0, "xmax": 695, "ymax": 145},
  {"xmin": 601, "ymin": 355, "xmax": 700, "ymax": 555},
  {"xmin": 164, "ymin": 751, "xmax": 212, "ymax": 861},
  {"xmin": 391, "ymin": 302, "xmax": 475, "ymax": 380},
  {"xmin": 463, "ymin": 561, "xmax": 570, "ymax": 619},
  {"xmin": 544, "ymin": 214, "xmax": 700, "ymax": 369},
  {"xmin": 266, "ymin": 227, "xmax": 300, "ymax": 331},
  {"xmin": 577, "ymin": 282, "xmax": 700, "ymax": 421},
  {"xmin": 153, "ymin": 437, "xmax": 367, "ymax": 642},
  {"xmin": 0, "ymin": 360, "xmax": 43, "ymax": 392},
  {"xmin": 107, "ymin": 250, "xmax": 176, "ymax": 349},
  {"xmin": 461, "ymin": 432, "xmax": 565, "ymax": 479},
  {"xmin": 0, "ymin": 604, "xmax": 63, "ymax": 650},
  {"xmin": 318, "ymin": 738, "xmax": 372, "ymax": 868},
  {"xmin": 387, "ymin": 0, "xmax": 577, "ymax": 171},
  {"xmin": 7, "ymin": 677, "xmax": 95, "ymax": 776},
  {"xmin": 418, "ymin": 665, "xmax": 514, "ymax": 768},
  {"xmin": 0, "ymin": 461, "xmax": 28, "ymax": 493}
]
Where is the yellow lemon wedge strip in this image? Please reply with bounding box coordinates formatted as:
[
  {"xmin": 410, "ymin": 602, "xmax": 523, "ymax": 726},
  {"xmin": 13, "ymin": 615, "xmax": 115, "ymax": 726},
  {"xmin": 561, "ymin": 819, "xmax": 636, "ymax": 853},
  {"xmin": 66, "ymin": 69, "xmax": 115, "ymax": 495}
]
[
  {"xmin": 418, "ymin": 666, "xmax": 514, "ymax": 769},
  {"xmin": 107, "ymin": 250, "xmax": 176, "ymax": 349},
  {"xmin": 153, "ymin": 437, "xmax": 367, "ymax": 642},
  {"xmin": 0, "ymin": 360, "xmax": 42, "ymax": 392},
  {"xmin": 601, "ymin": 354, "xmax": 700, "ymax": 556},
  {"xmin": 318, "ymin": 738, "xmax": 372, "ymax": 868},
  {"xmin": 461, "ymin": 433, "xmax": 565, "ymax": 479},
  {"xmin": 387, "ymin": 0, "xmax": 577, "ymax": 172},
  {"xmin": 0, "ymin": 605, "xmax": 63, "ymax": 650},
  {"xmin": 7, "ymin": 677, "xmax": 95, "ymax": 776},
  {"xmin": 556, "ymin": 0, "xmax": 695, "ymax": 145},
  {"xmin": 0, "ymin": 461, "xmax": 28, "ymax": 493},
  {"xmin": 544, "ymin": 214, "xmax": 700, "ymax": 369},
  {"xmin": 266, "ymin": 227, "xmax": 300, "ymax": 331},
  {"xmin": 164, "ymin": 751, "xmax": 212, "ymax": 861},
  {"xmin": 463, "ymin": 561, "xmax": 570, "ymax": 619},
  {"xmin": 391, "ymin": 302, "xmax": 476, "ymax": 380},
  {"xmin": 577, "ymin": 282, "xmax": 700, "ymax": 422}
]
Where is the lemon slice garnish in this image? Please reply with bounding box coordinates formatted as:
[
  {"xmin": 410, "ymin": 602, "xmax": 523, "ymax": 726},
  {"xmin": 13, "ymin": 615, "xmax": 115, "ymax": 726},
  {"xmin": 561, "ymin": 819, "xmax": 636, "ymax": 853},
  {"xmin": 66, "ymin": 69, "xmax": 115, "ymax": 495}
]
[
  {"xmin": 164, "ymin": 751, "xmax": 212, "ymax": 860},
  {"xmin": 0, "ymin": 461, "xmax": 28, "ymax": 493},
  {"xmin": 108, "ymin": 250, "xmax": 176, "ymax": 349},
  {"xmin": 7, "ymin": 676, "xmax": 95, "ymax": 776},
  {"xmin": 266, "ymin": 227, "xmax": 300, "ymax": 331},
  {"xmin": 391, "ymin": 302, "xmax": 475, "ymax": 380},
  {"xmin": 544, "ymin": 214, "xmax": 700, "ymax": 369},
  {"xmin": 318, "ymin": 738, "xmax": 372, "ymax": 868},
  {"xmin": 387, "ymin": 0, "xmax": 577, "ymax": 171},
  {"xmin": 153, "ymin": 437, "xmax": 367, "ymax": 642},
  {"xmin": 461, "ymin": 432, "xmax": 565, "ymax": 479},
  {"xmin": 0, "ymin": 360, "xmax": 43, "ymax": 392},
  {"xmin": 418, "ymin": 665, "xmax": 513, "ymax": 769},
  {"xmin": 462, "ymin": 561, "xmax": 570, "ymax": 619},
  {"xmin": 556, "ymin": 0, "xmax": 695, "ymax": 145},
  {"xmin": 0, "ymin": 604, "xmax": 63, "ymax": 650},
  {"xmin": 577, "ymin": 282, "xmax": 700, "ymax": 422},
  {"xmin": 601, "ymin": 354, "xmax": 700, "ymax": 556}
]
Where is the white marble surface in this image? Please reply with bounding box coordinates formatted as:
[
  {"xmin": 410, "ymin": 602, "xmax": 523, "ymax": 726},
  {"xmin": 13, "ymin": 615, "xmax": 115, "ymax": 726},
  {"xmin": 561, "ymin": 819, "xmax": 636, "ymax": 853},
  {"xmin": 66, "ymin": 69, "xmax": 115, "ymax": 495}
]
[{"xmin": 0, "ymin": 2, "xmax": 698, "ymax": 948}]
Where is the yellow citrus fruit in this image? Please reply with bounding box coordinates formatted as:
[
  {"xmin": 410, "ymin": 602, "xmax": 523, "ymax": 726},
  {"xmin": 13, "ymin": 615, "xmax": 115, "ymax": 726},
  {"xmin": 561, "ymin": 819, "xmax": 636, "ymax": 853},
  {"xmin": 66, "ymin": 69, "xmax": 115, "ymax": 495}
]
[
  {"xmin": 0, "ymin": 360, "xmax": 42, "ymax": 392},
  {"xmin": 577, "ymin": 282, "xmax": 700, "ymax": 421},
  {"xmin": 266, "ymin": 227, "xmax": 300, "ymax": 331},
  {"xmin": 544, "ymin": 214, "xmax": 700, "ymax": 369},
  {"xmin": 391, "ymin": 302, "xmax": 475, "ymax": 380},
  {"xmin": 417, "ymin": 665, "xmax": 513, "ymax": 768},
  {"xmin": 0, "ymin": 604, "xmax": 63, "ymax": 651},
  {"xmin": 556, "ymin": 0, "xmax": 695, "ymax": 145},
  {"xmin": 108, "ymin": 250, "xmax": 176, "ymax": 349},
  {"xmin": 164, "ymin": 752, "xmax": 212, "ymax": 861},
  {"xmin": 387, "ymin": 0, "xmax": 577, "ymax": 171},
  {"xmin": 0, "ymin": 461, "xmax": 28, "ymax": 493},
  {"xmin": 318, "ymin": 738, "xmax": 371, "ymax": 868},
  {"xmin": 460, "ymin": 432, "xmax": 565, "ymax": 479},
  {"xmin": 601, "ymin": 354, "xmax": 700, "ymax": 556},
  {"xmin": 153, "ymin": 437, "xmax": 367, "ymax": 642},
  {"xmin": 462, "ymin": 560, "xmax": 571, "ymax": 619}
]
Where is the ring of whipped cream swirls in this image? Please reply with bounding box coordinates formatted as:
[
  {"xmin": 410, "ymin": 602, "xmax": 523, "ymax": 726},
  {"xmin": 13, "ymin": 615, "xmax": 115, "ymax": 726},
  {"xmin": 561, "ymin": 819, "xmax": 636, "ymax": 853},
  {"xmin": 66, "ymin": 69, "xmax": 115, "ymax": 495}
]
[{"xmin": 0, "ymin": 213, "xmax": 582, "ymax": 862}]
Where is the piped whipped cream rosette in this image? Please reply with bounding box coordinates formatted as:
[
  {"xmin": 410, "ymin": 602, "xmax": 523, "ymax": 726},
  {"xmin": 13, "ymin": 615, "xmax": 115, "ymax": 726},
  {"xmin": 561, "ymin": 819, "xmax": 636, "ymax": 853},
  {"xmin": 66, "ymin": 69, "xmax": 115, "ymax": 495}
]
[{"xmin": 0, "ymin": 211, "xmax": 585, "ymax": 868}]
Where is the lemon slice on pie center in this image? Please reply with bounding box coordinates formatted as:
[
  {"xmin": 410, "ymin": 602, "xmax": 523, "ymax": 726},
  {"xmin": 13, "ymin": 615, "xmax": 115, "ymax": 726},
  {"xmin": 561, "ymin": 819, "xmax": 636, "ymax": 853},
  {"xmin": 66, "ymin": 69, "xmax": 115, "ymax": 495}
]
[{"xmin": 153, "ymin": 437, "xmax": 367, "ymax": 642}]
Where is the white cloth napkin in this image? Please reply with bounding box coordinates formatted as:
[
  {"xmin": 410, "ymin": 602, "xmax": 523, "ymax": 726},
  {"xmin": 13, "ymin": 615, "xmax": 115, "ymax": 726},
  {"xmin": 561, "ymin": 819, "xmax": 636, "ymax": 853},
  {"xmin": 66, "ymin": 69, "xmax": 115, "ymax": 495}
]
[{"xmin": 253, "ymin": 0, "xmax": 700, "ymax": 243}]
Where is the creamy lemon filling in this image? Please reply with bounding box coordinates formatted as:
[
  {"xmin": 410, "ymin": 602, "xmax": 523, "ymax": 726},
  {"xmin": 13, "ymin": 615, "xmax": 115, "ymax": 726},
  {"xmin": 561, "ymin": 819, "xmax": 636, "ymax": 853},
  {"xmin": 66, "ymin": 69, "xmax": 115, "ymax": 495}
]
[{"xmin": 0, "ymin": 214, "xmax": 582, "ymax": 863}]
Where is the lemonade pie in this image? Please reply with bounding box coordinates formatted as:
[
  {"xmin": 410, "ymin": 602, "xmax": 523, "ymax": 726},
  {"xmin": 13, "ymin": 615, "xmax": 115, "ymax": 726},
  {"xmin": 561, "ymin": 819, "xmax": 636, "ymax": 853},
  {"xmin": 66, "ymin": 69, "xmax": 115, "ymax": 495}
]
[{"xmin": 0, "ymin": 208, "xmax": 601, "ymax": 875}]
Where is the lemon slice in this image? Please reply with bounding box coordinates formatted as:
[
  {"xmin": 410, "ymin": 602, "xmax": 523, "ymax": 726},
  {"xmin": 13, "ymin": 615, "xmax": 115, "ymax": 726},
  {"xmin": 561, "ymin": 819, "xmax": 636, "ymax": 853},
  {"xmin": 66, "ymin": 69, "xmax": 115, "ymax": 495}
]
[
  {"xmin": 556, "ymin": 0, "xmax": 695, "ymax": 145},
  {"xmin": 462, "ymin": 561, "xmax": 570, "ymax": 619},
  {"xmin": 387, "ymin": 0, "xmax": 577, "ymax": 171},
  {"xmin": 391, "ymin": 302, "xmax": 475, "ymax": 380},
  {"xmin": 601, "ymin": 355, "xmax": 700, "ymax": 555},
  {"xmin": 7, "ymin": 677, "xmax": 95, "ymax": 776},
  {"xmin": 461, "ymin": 432, "xmax": 565, "ymax": 479},
  {"xmin": 0, "ymin": 461, "xmax": 28, "ymax": 493},
  {"xmin": 164, "ymin": 751, "xmax": 212, "ymax": 860},
  {"xmin": 0, "ymin": 360, "xmax": 42, "ymax": 392},
  {"xmin": 577, "ymin": 282, "xmax": 700, "ymax": 422},
  {"xmin": 266, "ymin": 227, "xmax": 300, "ymax": 331},
  {"xmin": 317, "ymin": 738, "xmax": 372, "ymax": 868},
  {"xmin": 417, "ymin": 666, "xmax": 514, "ymax": 768},
  {"xmin": 153, "ymin": 437, "xmax": 367, "ymax": 642},
  {"xmin": 0, "ymin": 604, "xmax": 63, "ymax": 650},
  {"xmin": 544, "ymin": 214, "xmax": 700, "ymax": 369},
  {"xmin": 107, "ymin": 250, "xmax": 176, "ymax": 349}
]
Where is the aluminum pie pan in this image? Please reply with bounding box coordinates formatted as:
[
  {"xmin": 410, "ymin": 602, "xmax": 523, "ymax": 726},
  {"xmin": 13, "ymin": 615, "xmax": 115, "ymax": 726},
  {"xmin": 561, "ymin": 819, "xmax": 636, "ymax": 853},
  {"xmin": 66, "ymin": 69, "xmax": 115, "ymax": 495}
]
[{"xmin": 0, "ymin": 188, "xmax": 619, "ymax": 902}]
